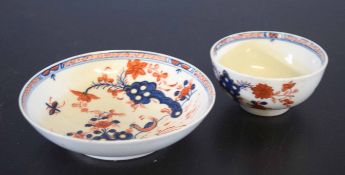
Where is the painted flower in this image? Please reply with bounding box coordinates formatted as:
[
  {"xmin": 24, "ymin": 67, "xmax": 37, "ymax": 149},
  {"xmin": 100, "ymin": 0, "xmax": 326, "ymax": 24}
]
[
  {"xmin": 251, "ymin": 83, "xmax": 274, "ymax": 99},
  {"xmin": 281, "ymin": 99, "xmax": 294, "ymax": 106},
  {"xmin": 282, "ymin": 81, "xmax": 296, "ymax": 92},
  {"xmin": 249, "ymin": 101, "xmax": 270, "ymax": 110},
  {"xmin": 153, "ymin": 71, "xmax": 168, "ymax": 81},
  {"xmin": 94, "ymin": 121, "xmax": 112, "ymax": 128},
  {"xmin": 126, "ymin": 59, "xmax": 148, "ymax": 79},
  {"xmin": 70, "ymin": 90, "xmax": 99, "ymax": 102},
  {"xmin": 85, "ymin": 114, "xmax": 120, "ymax": 128},
  {"xmin": 174, "ymin": 80, "xmax": 195, "ymax": 101}
]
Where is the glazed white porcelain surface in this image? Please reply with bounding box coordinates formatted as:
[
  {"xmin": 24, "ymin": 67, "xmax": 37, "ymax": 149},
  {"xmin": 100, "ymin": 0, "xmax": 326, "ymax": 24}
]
[
  {"xmin": 19, "ymin": 50, "xmax": 215, "ymax": 160},
  {"xmin": 211, "ymin": 31, "xmax": 328, "ymax": 116}
]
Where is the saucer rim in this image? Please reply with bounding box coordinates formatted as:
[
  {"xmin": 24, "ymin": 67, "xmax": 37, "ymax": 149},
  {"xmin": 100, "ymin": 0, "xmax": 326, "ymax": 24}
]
[{"xmin": 18, "ymin": 50, "xmax": 216, "ymax": 144}]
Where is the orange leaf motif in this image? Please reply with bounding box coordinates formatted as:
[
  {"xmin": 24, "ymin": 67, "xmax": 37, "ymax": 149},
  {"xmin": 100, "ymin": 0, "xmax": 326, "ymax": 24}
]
[
  {"xmin": 281, "ymin": 99, "xmax": 294, "ymax": 106},
  {"xmin": 282, "ymin": 81, "xmax": 296, "ymax": 92},
  {"xmin": 153, "ymin": 72, "xmax": 168, "ymax": 81},
  {"xmin": 70, "ymin": 90, "xmax": 99, "ymax": 102},
  {"xmin": 98, "ymin": 74, "xmax": 114, "ymax": 83},
  {"xmin": 107, "ymin": 89, "xmax": 123, "ymax": 97}
]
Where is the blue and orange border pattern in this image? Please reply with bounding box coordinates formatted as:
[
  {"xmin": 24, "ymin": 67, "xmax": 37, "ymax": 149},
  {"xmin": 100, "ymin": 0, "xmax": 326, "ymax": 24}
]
[{"xmin": 212, "ymin": 31, "xmax": 327, "ymax": 63}]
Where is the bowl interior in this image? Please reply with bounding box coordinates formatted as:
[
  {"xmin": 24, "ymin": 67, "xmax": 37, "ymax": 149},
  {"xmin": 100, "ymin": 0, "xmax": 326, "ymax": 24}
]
[
  {"xmin": 20, "ymin": 51, "xmax": 215, "ymax": 141},
  {"xmin": 211, "ymin": 31, "xmax": 327, "ymax": 79}
]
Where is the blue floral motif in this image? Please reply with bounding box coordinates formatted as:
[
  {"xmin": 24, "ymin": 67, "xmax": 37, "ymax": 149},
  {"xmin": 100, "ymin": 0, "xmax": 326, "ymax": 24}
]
[
  {"xmin": 125, "ymin": 81, "xmax": 156, "ymax": 104},
  {"xmin": 125, "ymin": 81, "xmax": 182, "ymax": 118},
  {"xmin": 219, "ymin": 70, "xmax": 250, "ymax": 102},
  {"xmin": 84, "ymin": 113, "xmax": 120, "ymax": 128},
  {"xmin": 70, "ymin": 129, "xmax": 133, "ymax": 141},
  {"xmin": 66, "ymin": 112, "xmax": 134, "ymax": 141},
  {"xmin": 115, "ymin": 131, "xmax": 134, "ymax": 140},
  {"xmin": 249, "ymin": 101, "xmax": 270, "ymax": 110},
  {"xmin": 219, "ymin": 71, "xmax": 241, "ymax": 102}
]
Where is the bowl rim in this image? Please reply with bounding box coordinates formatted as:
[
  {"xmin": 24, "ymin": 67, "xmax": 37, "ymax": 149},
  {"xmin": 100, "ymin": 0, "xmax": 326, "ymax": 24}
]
[
  {"xmin": 210, "ymin": 31, "xmax": 329, "ymax": 81},
  {"xmin": 18, "ymin": 50, "xmax": 216, "ymax": 144}
]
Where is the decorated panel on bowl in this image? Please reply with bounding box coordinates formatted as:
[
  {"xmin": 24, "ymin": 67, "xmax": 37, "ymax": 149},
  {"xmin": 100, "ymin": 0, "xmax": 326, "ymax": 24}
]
[
  {"xmin": 211, "ymin": 31, "xmax": 327, "ymax": 111},
  {"xmin": 218, "ymin": 70, "xmax": 299, "ymax": 110},
  {"xmin": 21, "ymin": 51, "xmax": 215, "ymax": 141}
]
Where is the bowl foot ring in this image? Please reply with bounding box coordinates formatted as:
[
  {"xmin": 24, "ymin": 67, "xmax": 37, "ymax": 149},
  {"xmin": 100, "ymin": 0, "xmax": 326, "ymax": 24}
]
[
  {"xmin": 85, "ymin": 152, "xmax": 154, "ymax": 161},
  {"xmin": 240, "ymin": 105, "xmax": 289, "ymax": 117}
]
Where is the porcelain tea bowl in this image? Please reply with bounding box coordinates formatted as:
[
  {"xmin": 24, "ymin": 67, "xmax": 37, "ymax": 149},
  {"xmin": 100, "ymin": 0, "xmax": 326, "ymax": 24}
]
[
  {"xmin": 19, "ymin": 50, "xmax": 215, "ymax": 160},
  {"xmin": 211, "ymin": 31, "xmax": 328, "ymax": 117}
]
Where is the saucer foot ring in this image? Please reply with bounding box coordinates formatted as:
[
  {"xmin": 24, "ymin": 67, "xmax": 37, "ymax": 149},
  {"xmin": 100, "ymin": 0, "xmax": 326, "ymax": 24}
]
[
  {"xmin": 85, "ymin": 152, "xmax": 153, "ymax": 161},
  {"xmin": 240, "ymin": 105, "xmax": 289, "ymax": 117}
]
